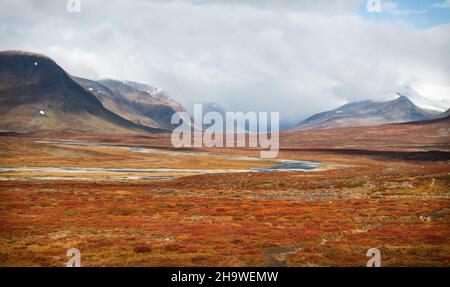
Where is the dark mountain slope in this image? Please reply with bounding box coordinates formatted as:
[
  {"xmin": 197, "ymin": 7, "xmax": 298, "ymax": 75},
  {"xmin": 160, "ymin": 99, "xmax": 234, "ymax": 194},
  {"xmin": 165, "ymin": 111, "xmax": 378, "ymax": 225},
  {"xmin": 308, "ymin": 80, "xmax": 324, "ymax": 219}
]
[{"xmin": 0, "ymin": 50, "xmax": 160, "ymax": 134}]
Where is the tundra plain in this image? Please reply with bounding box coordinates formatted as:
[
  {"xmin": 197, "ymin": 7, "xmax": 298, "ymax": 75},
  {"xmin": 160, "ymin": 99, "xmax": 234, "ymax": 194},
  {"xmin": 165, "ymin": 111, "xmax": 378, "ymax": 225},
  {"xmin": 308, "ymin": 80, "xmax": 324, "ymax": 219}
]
[{"xmin": 0, "ymin": 119, "xmax": 449, "ymax": 266}]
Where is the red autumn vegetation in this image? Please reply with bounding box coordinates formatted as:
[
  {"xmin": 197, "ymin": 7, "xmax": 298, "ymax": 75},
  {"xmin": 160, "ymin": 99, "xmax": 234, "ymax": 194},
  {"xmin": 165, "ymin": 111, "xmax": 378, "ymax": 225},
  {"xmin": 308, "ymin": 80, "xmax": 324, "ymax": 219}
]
[{"xmin": 0, "ymin": 119, "xmax": 449, "ymax": 266}]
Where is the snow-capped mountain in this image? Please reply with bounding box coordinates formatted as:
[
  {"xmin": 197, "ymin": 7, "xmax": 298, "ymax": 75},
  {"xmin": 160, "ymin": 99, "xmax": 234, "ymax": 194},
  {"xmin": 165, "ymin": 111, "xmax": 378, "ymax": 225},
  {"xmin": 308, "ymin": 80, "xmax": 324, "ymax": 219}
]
[{"xmin": 295, "ymin": 93, "xmax": 441, "ymax": 130}]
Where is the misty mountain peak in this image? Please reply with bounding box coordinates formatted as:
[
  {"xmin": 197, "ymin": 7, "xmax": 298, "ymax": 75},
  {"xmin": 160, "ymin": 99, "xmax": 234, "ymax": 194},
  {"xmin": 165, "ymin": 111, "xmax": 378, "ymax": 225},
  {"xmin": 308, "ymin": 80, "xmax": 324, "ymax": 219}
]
[
  {"xmin": 296, "ymin": 94, "xmax": 437, "ymax": 130},
  {"xmin": 394, "ymin": 93, "xmax": 413, "ymax": 103}
]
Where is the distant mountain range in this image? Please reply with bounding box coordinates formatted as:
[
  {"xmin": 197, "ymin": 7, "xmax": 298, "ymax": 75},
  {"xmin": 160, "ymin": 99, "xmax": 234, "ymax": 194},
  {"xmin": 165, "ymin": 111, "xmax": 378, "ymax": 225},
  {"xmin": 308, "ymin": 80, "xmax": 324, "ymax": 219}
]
[
  {"xmin": 75, "ymin": 78, "xmax": 185, "ymax": 130},
  {"xmin": 0, "ymin": 51, "xmax": 185, "ymax": 134},
  {"xmin": 444, "ymin": 108, "xmax": 450, "ymax": 117},
  {"xmin": 1, "ymin": 50, "xmax": 448, "ymax": 135},
  {"xmin": 295, "ymin": 94, "xmax": 446, "ymax": 130}
]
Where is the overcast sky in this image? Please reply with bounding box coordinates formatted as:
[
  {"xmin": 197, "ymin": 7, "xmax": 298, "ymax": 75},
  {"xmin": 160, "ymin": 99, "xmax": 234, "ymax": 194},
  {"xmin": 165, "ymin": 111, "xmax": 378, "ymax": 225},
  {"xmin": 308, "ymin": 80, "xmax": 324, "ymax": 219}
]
[{"xmin": 1, "ymin": 0, "xmax": 449, "ymax": 121}]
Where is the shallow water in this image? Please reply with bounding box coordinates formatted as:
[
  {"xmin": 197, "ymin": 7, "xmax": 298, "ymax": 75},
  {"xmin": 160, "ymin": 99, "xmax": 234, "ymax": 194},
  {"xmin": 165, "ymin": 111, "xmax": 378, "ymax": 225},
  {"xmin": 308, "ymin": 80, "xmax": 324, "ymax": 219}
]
[
  {"xmin": 252, "ymin": 160, "xmax": 320, "ymax": 172},
  {"xmin": 0, "ymin": 140, "xmax": 325, "ymax": 181},
  {"xmin": 0, "ymin": 176, "xmax": 175, "ymax": 181}
]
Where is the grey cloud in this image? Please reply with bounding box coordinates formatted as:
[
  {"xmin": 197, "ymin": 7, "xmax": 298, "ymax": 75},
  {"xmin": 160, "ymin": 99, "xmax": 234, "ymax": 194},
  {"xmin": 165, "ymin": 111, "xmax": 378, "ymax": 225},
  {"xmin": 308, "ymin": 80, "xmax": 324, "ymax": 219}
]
[{"xmin": 0, "ymin": 0, "xmax": 449, "ymax": 122}]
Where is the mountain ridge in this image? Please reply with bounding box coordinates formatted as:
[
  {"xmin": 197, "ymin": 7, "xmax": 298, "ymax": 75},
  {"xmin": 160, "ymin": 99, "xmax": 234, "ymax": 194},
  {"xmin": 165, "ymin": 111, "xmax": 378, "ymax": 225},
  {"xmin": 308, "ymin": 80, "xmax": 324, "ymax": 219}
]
[
  {"xmin": 0, "ymin": 51, "xmax": 169, "ymax": 134},
  {"xmin": 95, "ymin": 79, "xmax": 185, "ymax": 130},
  {"xmin": 295, "ymin": 94, "xmax": 441, "ymax": 130}
]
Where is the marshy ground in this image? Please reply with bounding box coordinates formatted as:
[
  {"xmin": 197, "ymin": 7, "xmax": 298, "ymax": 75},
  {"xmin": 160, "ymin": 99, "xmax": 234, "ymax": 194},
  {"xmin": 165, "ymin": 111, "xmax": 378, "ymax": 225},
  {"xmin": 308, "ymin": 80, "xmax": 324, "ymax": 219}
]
[{"xmin": 0, "ymin": 121, "xmax": 449, "ymax": 266}]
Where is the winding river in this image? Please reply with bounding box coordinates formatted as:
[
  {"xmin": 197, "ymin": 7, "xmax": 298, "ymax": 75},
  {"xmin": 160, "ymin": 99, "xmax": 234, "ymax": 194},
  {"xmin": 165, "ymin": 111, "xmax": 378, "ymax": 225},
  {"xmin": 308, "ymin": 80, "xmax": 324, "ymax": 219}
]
[{"xmin": 0, "ymin": 140, "xmax": 324, "ymax": 181}]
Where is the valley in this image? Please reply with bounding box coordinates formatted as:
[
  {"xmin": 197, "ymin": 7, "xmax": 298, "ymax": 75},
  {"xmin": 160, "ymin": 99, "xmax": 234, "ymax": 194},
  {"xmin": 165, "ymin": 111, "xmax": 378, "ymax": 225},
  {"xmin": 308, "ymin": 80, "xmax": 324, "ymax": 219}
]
[
  {"xmin": 0, "ymin": 50, "xmax": 449, "ymax": 267},
  {"xmin": 0, "ymin": 118, "xmax": 449, "ymax": 266}
]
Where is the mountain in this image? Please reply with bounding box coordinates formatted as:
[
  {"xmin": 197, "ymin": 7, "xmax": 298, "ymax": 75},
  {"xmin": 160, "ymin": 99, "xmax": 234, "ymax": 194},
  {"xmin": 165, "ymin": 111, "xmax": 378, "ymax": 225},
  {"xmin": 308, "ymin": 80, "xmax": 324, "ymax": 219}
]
[
  {"xmin": 200, "ymin": 102, "xmax": 227, "ymax": 117},
  {"xmin": 295, "ymin": 94, "xmax": 440, "ymax": 130},
  {"xmin": 193, "ymin": 102, "xmax": 227, "ymax": 130},
  {"xmin": 76, "ymin": 78, "xmax": 185, "ymax": 130},
  {"xmin": 443, "ymin": 108, "xmax": 450, "ymax": 117},
  {"xmin": 73, "ymin": 77, "xmax": 162, "ymax": 127},
  {"xmin": 0, "ymin": 50, "xmax": 161, "ymax": 134}
]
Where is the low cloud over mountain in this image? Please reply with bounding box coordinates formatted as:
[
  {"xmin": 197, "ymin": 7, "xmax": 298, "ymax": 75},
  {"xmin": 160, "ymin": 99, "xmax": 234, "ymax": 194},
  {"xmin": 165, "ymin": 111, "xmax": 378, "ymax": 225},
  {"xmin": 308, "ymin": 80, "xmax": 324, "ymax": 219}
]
[
  {"xmin": 296, "ymin": 93, "xmax": 441, "ymax": 130},
  {"xmin": 1, "ymin": 0, "xmax": 449, "ymax": 122}
]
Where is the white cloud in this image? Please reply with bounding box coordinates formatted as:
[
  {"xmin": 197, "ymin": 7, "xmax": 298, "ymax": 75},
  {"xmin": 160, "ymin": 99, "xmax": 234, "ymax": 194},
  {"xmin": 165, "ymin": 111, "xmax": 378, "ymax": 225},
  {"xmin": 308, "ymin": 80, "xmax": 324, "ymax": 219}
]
[
  {"xmin": 381, "ymin": 1, "xmax": 426, "ymax": 16},
  {"xmin": 0, "ymin": 0, "xmax": 449, "ymax": 121},
  {"xmin": 433, "ymin": 0, "xmax": 450, "ymax": 8}
]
